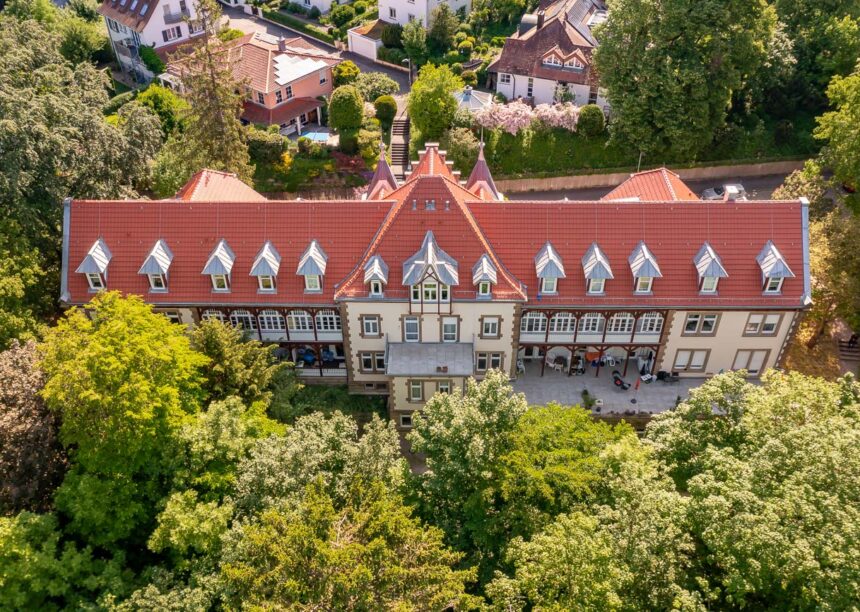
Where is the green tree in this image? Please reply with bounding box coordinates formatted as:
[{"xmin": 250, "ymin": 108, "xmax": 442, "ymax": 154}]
[
  {"xmin": 428, "ymin": 3, "xmax": 459, "ymax": 54},
  {"xmin": 374, "ymin": 94, "xmax": 398, "ymax": 129},
  {"xmin": 577, "ymin": 104, "xmax": 605, "ymax": 138},
  {"xmin": 380, "ymin": 23, "xmax": 403, "ymax": 48},
  {"xmin": 332, "ymin": 59, "xmax": 360, "ymax": 87},
  {"xmin": 594, "ymin": 0, "xmax": 775, "ymax": 158},
  {"xmin": 137, "ymin": 84, "xmax": 189, "ymax": 137},
  {"xmin": 772, "ymin": 158, "xmax": 833, "ymax": 218},
  {"xmin": 58, "ymin": 15, "xmax": 107, "ymax": 64},
  {"xmin": 407, "ymin": 63, "xmax": 462, "ymax": 141},
  {"xmin": 440, "ymin": 127, "xmax": 479, "ymax": 172},
  {"xmin": 815, "ymin": 67, "xmax": 860, "ymax": 192},
  {"xmin": 328, "ymin": 84, "xmax": 364, "ymax": 132},
  {"xmin": 165, "ymin": 0, "xmax": 253, "ymax": 192},
  {"xmin": 0, "ymin": 231, "xmax": 48, "ymax": 348},
  {"xmin": 221, "ymin": 482, "xmax": 480, "ymax": 610},
  {"xmin": 0, "ymin": 341, "xmax": 66, "ymax": 514},
  {"xmin": 39, "ymin": 292, "xmax": 208, "ymax": 545},
  {"xmin": 402, "ymin": 19, "xmax": 428, "ymax": 64},
  {"xmin": 355, "ymin": 71, "xmax": 400, "ymax": 101}
]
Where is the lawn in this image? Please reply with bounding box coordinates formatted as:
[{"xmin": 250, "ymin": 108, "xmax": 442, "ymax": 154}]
[
  {"xmin": 290, "ymin": 384, "xmax": 388, "ymax": 422},
  {"xmin": 253, "ymin": 154, "xmax": 334, "ymax": 193}
]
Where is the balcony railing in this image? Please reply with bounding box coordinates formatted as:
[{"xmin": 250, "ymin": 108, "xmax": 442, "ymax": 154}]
[
  {"xmin": 163, "ymin": 8, "xmax": 190, "ymax": 24},
  {"xmin": 297, "ymin": 365, "xmax": 347, "ymax": 378},
  {"xmin": 115, "ymin": 42, "xmax": 136, "ymax": 58}
]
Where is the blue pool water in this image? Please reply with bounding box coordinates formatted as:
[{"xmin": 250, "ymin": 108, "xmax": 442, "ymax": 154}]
[{"xmin": 302, "ymin": 131, "xmax": 329, "ymax": 142}]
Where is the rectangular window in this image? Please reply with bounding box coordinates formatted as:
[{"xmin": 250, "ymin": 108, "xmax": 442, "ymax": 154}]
[
  {"xmin": 764, "ymin": 277, "xmax": 783, "ymax": 293},
  {"xmin": 701, "ymin": 276, "xmax": 719, "ymax": 293},
  {"xmin": 587, "ymin": 278, "xmax": 605, "ymax": 294},
  {"xmin": 389, "ymin": 7, "xmax": 396, "ymax": 17},
  {"xmin": 400, "ymin": 414, "xmax": 413, "ymax": 427},
  {"xmin": 578, "ymin": 314, "xmax": 604, "ymax": 334},
  {"xmin": 500, "ymin": 73, "xmax": 511, "ymax": 85},
  {"xmin": 360, "ymin": 352, "xmax": 374, "ymax": 372},
  {"xmin": 256, "ymin": 92, "xmax": 265, "ymax": 104},
  {"xmin": 683, "ymin": 313, "xmax": 718, "ymax": 335},
  {"xmin": 745, "ymin": 313, "xmax": 781, "ymax": 336},
  {"xmin": 304, "ymin": 275, "xmax": 321, "ymax": 291},
  {"xmin": 541, "ymin": 277, "xmax": 557, "ymax": 294},
  {"xmin": 476, "ymin": 352, "xmax": 489, "ymax": 371},
  {"xmin": 673, "ymin": 349, "xmax": 709, "ymax": 372},
  {"xmin": 437, "ymin": 380, "xmax": 451, "ymax": 394},
  {"xmin": 162, "ymin": 25, "xmax": 182, "ymax": 42},
  {"xmin": 275, "ymin": 90, "xmax": 283, "ymax": 103},
  {"xmin": 440, "ymin": 284, "xmax": 449, "ymax": 301},
  {"xmin": 148, "ymin": 273, "xmax": 166, "ymax": 291},
  {"xmin": 404, "ymin": 316, "xmax": 420, "ymax": 342},
  {"xmin": 635, "ymin": 276, "xmax": 653, "ymax": 293},
  {"xmin": 258, "ymin": 310, "xmax": 285, "ymax": 331},
  {"xmin": 411, "ymin": 284, "xmax": 420, "ymax": 301},
  {"xmin": 258, "ymin": 275, "xmax": 275, "ymax": 291},
  {"xmin": 369, "ymin": 280, "xmax": 383, "ymax": 296},
  {"xmin": 733, "ymin": 349, "xmax": 769, "ymax": 375},
  {"xmin": 636, "ymin": 312, "xmax": 663, "ymax": 334},
  {"xmin": 478, "ymin": 281, "xmax": 491, "ymax": 297},
  {"xmin": 319, "ymin": 70, "xmax": 327, "ymax": 85},
  {"xmin": 607, "ymin": 314, "xmax": 634, "ymax": 334},
  {"xmin": 409, "ymin": 380, "xmax": 423, "ymax": 402},
  {"xmin": 520, "ymin": 312, "xmax": 547, "ymax": 333},
  {"xmin": 442, "ymin": 317, "xmax": 458, "ymax": 342},
  {"xmin": 287, "ymin": 310, "xmax": 312, "ymax": 332},
  {"xmin": 362, "ymin": 315, "xmax": 380, "ymax": 337},
  {"xmin": 490, "ymin": 353, "xmax": 502, "ymax": 369},
  {"xmin": 375, "ymin": 352, "xmax": 386, "ymax": 371},
  {"xmin": 423, "ymin": 281, "xmax": 438, "ymax": 301},
  {"xmin": 86, "ymin": 273, "xmax": 104, "ymax": 290},
  {"xmin": 549, "ymin": 313, "xmax": 575, "ymax": 333},
  {"xmin": 527, "ymin": 77, "xmax": 534, "ymax": 97},
  {"xmin": 482, "ymin": 316, "xmax": 500, "ymax": 338},
  {"xmin": 162, "ymin": 310, "xmax": 181, "ymax": 324},
  {"xmin": 315, "ymin": 310, "xmax": 341, "ymax": 332},
  {"xmin": 286, "ymin": 85, "xmax": 293, "ymax": 99},
  {"xmin": 211, "ymin": 274, "xmax": 229, "ymax": 291}
]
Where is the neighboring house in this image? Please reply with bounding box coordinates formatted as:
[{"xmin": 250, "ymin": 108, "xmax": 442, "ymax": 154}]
[
  {"xmin": 62, "ymin": 144, "xmax": 810, "ymax": 429},
  {"xmin": 487, "ymin": 0, "xmax": 609, "ymax": 108},
  {"xmin": 98, "ymin": 0, "xmax": 204, "ymax": 81},
  {"xmin": 378, "ymin": 0, "xmax": 470, "ymax": 28},
  {"xmin": 601, "ymin": 168, "xmax": 700, "ymax": 202},
  {"xmin": 162, "ymin": 31, "xmax": 339, "ymax": 133},
  {"xmin": 454, "ymin": 86, "xmax": 493, "ymax": 113}
]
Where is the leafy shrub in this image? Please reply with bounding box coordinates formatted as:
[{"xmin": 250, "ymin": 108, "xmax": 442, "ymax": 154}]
[
  {"xmin": 103, "ymin": 90, "xmax": 136, "ymax": 115},
  {"xmin": 491, "ymin": 35, "xmax": 506, "ymax": 47},
  {"xmin": 138, "ymin": 45, "xmax": 164, "ymax": 74},
  {"xmin": 377, "ymin": 46, "xmax": 406, "ymax": 65},
  {"xmin": 330, "ymin": 4, "xmax": 354, "ymax": 26},
  {"xmin": 339, "ymin": 129, "xmax": 359, "ymax": 154},
  {"xmin": 247, "ymin": 126, "xmax": 288, "ymax": 164},
  {"xmin": 774, "ymin": 119, "xmax": 794, "ymax": 146},
  {"xmin": 262, "ymin": 8, "xmax": 335, "ymax": 44},
  {"xmin": 285, "ymin": 2, "xmax": 308, "ymax": 14},
  {"xmin": 329, "ymin": 85, "xmax": 364, "ymax": 131},
  {"xmin": 136, "ymin": 84, "xmax": 187, "ymax": 135},
  {"xmin": 454, "ymin": 31, "xmax": 467, "ymax": 44},
  {"xmin": 451, "ymin": 107, "xmax": 474, "ymax": 129},
  {"xmin": 440, "ymin": 127, "xmax": 479, "ymax": 172},
  {"xmin": 355, "ymin": 72, "xmax": 400, "ymax": 101},
  {"xmin": 309, "ymin": 5, "xmax": 321, "ymax": 18},
  {"xmin": 449, "ymin": 62, "xmax": 463, "ymax": 75},
  {"xmin": 218, "ymin": 28, "xmax": 245, "ymax": 42},
  {"xmin": 577, "ymin": 104, "xmax": 605, "ymax": 138},
  {"xmin": 297, "ymin": 136, "xmax": 329, "ymax": 159},
  {"xmin": 353, "ymin": 0, "xmax": 366, "ymax": 13},
  {"xmin": 457, "ymin": 22, "xmax": 472, "ymax": 34},
  {"xmin": 333, "ymin": 60, "xmax": 360, "ymax": 86},
  {"xmin": 461, "ymin": 70, "xmax": 477, "ymax": 87},
  {"xmin": 457, "ymin": 40, "xmax": 473, "ymax": 57},
  {"xmin": 443, "ymin": 50, "xmax": 463, "ymax": 63},
  {"xmin": 374, "ymin": 95, "xmax": 397, "ymax": 128},
  {"xmin": 381, "ymin": 23, "xmax": 403, "ymax": 48}
]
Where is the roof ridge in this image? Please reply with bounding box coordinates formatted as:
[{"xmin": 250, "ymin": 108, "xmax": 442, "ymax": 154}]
[{"xmin": 661, "ymin": 168, "xmax": 677, "ymax": 200}]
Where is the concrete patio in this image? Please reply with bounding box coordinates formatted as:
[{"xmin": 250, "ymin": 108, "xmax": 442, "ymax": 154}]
[{"xmin": 512, "ymin": 361, "xmax": 704, "ymax": 414}]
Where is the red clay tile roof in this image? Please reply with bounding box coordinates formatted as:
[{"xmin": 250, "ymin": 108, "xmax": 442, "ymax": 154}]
[
  {"xmin": 602, "ymin": 168, "xmax": 700, "ymax": 202},
  {"xmin": 98, "ymin": 0, "xmax": 160, "ymax": 33},
  {"xmin": 172, "ymin": 170, "xmax": 267, "ymax": 202},
  {"xmin": 242, "ymin": 98, "xmax": 321, "ymax": 126},
  {"xmin": 468, "ymin": 199, "xmax": 806, "ymax": 308},
  {"xmin": 63, "ymin": 146, "xmax": 808, "ymax": 309}
]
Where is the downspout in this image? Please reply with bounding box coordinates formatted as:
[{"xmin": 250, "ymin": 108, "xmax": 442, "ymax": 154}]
[
  {"xmin": 800, "ymin": 197, "xmax": 812, "ymax": 306},
  {"xmin": 59, "ymin": 197, "xmax": 72, "ymax": 305}
]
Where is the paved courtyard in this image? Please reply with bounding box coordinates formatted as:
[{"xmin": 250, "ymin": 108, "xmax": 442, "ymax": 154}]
[{"xmin": 512, "ymin": 362, "xmax": 704, "ymax": 414}]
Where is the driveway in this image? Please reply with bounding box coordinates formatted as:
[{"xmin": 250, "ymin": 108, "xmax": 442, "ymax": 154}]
[{"xmin": 221, "ymin": 4, "xmax": 410, "ymax": 92}]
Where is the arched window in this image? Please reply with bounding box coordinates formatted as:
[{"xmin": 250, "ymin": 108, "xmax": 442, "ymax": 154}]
[
  {"xmin": 258, "ymin": 309, "xmax": 285, "ymax": 332},
  {"xmin": 201, "ymin": 309, "xmax": 226, "ymax": 323},
  {"xmin": 549, "ymin": 312, "xmax": 576, "ymax": 333},
  {"xmin": 230, "ymin": 309, "xmax": 257, "ymax": 331},
  {"xmin": 287, "ymin": 310, "xmax": 313, "ymax": 332},
  {"xmin": 607, "ymin": 313, "xmax": 634, "ymax": 334},
  {"xmin": 636, "ymin": 312, "xmax": 664, "ymax": 334},
  {"xmin": 520, "ymin": 311, "xmax": 548, "ymax": 333},
  {"xmin": 315, "ymin": 309, "xmax": 342, "ymax": 332},
  {"xmin": 578, "ymin": 313, "xmax": 605, "ymax": 334}
]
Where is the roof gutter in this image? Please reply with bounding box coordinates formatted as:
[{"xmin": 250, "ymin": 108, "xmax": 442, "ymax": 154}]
[
  {"xmin": 800, "ymin": 197, "xmax": 812, "ymax": 307},
  {"xmin": 59, "ymin": 197, "xmax": 72, "ymax": 306}
]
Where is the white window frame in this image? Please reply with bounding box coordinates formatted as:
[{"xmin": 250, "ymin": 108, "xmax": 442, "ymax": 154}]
[
  {"xmin": 201, "ymin": 309, "xmax": 226, "ymax": 322},
  {"xmin": 148, "ymin": 273, "xmax": 167, "ymax": 291},
  {"xmin": 475, "ymin": 352, "xmax": 489, "ymax": 371},
  {"xmin": 369, "ymin": 280, "xmax": 383, "ymax": 296},
  {"xmin": 500, "ymin": 73, "xmax": 511, "ymax": 85},
  {"xmin": 211, "ymin": 274, "xmax": 229, "ymax": 291},
  {"xmin": 549, "ymin": 312, "xmax": 575, "ymax": 334},
  {"xmin": 578, "ymin": 313, "xmax": 604, "ymax": 334},
  {"xmin": 442, "ymin": 317, "xmax": 458, "ymax": 343},
  {"xmin": 315, "ymin": 310, "xmax": 342, "ymax": 332},
  {"xmin": 86, "ymin": 272, "xmax": 105, "ymax": 290},
  {"xmin": 733, "ymin": 349, "xmax": 768, "ymax": 375},
  {"xmin": 684, "ymin": 313, "xmax": 718, "ymax": 335},
  {"xmin": 304, "ymin": 274, "xmax": 321, "ymax": 292},
  {"xmin": 636, "ymin": 312, "xmax": 663, "ymax": 334},
  {"xmin": 230, "ymin": 309, "xmax": 258, "ymax": 331},
  {"xmin": 287, "ymin": 310, "xmax": 313, "ymax": 332},
  {"xmin": 527, "ymin": 77, "xmax": 534, "ymax": 97},
  {"xmin": 701, "ymin": 276, "xmax": 719, "ymax": 293},
  {"xmin": 764, "ymin": 277, "xmax": 783, "ymax": 294},
  {"xmin": 404, "ymin": 316, "xmax": 420, "ymax": 342},
  {"xmin": 607, "ymin": 313, "xmax": 634, "ymax": 334},
  {"xmin": 587, "ymin": 278, "xmax": 605, "ymax": 294},
  {"xmin": 423, "ymin": 281, "xmax": 438, "ymax": 301},
  {"xmin": 541, "ymin": 277, "xmax": 558, "ymax": 294},
  {"xmin": 478, "ymin": 281, "xmax": 491, "ymax": 297},
  {"xmin": 258, "ymin": 309, "xmax": 285, "ymax": 332},
  {"xmin": 543, "ymin": 56, "xmax": 561, "ymax": 66},
  {"xmin": 482, "ymin": 316, "xmax": 500, "ymax": 337},
  {"xmin": 360, "ymin": 352, "xmax": 374, "ymax": 372},
  {"xmin": 489, "ymin": 353, "xmax": 502, "ymax": 370},
  {"xmin": 409, "ymin": 380, "xmax": 423, "ymax": 401},
  {"xmin": 635, "ymin": 276, "xmax": 653, "ymax": 293},
  {"xmin": 319, "ymin": 70, "xmax": 327, "ymax": 85},
  {"xmin": 400, "ymin": 414, "xmax": 413, "ymax": 427},
  {"xmin": 362, "ymin": 315, "xmax": 380, "ymax": 337},
  {"xmin": 258, "ymin": 275, "xmax": 275, "ymax": 292},
  {"xmin": 674, "ymin": 349, "xmax": 708, "ymax": 372},
  {"xmin": 437, "ymin": 380, "xmax": 451, "ymax": 394},
  {"xmin": 520, "ymin": 311, "xmax": 547, "ymax": 333},
  {"xmin": 389, "ymin": 6, "xmax": 396, "ymax": 18}
]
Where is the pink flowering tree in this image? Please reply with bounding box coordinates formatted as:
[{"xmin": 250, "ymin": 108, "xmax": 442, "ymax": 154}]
[
  {"xmin": 473, "ymin": 100, "xmax": 535, "ymax": 135},
  {"xmin": 533, "ymin": 103, "xmax": 580, "ymax": 131}
]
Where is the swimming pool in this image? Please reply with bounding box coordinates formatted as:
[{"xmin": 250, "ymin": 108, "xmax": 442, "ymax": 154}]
[{"xmin": 302, "ymin": 131, "xmax": 329, "ymax": 143}]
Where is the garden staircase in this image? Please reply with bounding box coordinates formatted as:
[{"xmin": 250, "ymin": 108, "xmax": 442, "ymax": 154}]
[{"xmin": 390, "ymin": 115, "xmax": 410, "ymax": 180}]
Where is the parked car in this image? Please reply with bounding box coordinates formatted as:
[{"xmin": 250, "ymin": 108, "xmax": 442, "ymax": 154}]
[{"xmin": 701, "ymin": 183, "xmax": 747, "ymax": 201}]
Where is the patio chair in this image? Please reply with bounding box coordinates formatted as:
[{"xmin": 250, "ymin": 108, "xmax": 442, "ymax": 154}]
[
  {"xmin": 517, "ymin": 359, "xmax": 526, "ymax": 374},
  {"xmin": 611, "ymin": 370, "xmax": 631, "ymax": 391}
]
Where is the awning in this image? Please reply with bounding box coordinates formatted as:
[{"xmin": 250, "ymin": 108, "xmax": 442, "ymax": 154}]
[{"xmin": 386, "ymin": 342, "xmax": 474, "ymax": 377}]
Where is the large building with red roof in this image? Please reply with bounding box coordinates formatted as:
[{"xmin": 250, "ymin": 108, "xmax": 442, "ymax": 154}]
[{"xmin": 62, "ymin": 144, "xmax": 810, "ymax": 425}]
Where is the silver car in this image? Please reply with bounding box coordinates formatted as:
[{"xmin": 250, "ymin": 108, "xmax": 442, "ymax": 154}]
[{"xmin": 701, "ymin": 184, "xmax": 747, "ymax": 201}]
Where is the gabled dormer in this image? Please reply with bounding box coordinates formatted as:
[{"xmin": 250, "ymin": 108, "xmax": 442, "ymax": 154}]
[
  {"xmin": 138, "ymin": 239, "xmax": 173, "ymax": 292},
  {"xmin": 363, "ymin": 255, "xmax": 389, "ymax": 297},
  {"xmin": 297, "ymin": 239, "xmax": 327, "ymax": 293},
  {"xmin": 534, "ymin": 241, "xmax": 565, "ymax": 294},
  {"xmin": 693, "ymin": 242, "xmax": 728, "ymax": 294},
  {"xmin": 757, "ymin": 240, "xmax": 794, "ymax": 294},
  {"xmin": 76, "ymin": 238, "xmax": 112, "ymax": 291},
  {"xmin": 581, "ymin": 242, "xmax": 612, "ymax": 295},
  {"xmin": 251, "ymin": 241, "xmax": 281, "ymax": 293},
  {"xmin": 365, "ymin": 144, "xmax": 399, "ymax": 200},
  {"xmin": 202, "ymin": 239, "xmax": 235, "ymax": 292},
  {"xmin": 472, "ymin": 254, "xmax": 497, "ymax": 298},
  {"xmin": 403, "ymin": 231, "xmax": 459, "ymax": 302},
  {"xmin": 628, "ymin": 241, "xmax": 662, "ymax": 294}
]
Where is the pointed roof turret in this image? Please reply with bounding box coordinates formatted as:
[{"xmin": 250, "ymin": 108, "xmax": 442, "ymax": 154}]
[
  {"xmin": 465, "ymin": 142, "xmax": 502, "ymax": 201},
  {"xmin": 366, "ymin": 143, "xmax": 399, "ymax": 199}
]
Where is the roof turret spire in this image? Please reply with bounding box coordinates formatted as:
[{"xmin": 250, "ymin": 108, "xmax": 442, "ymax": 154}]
[
  {"xmin": 366, "ymin": 142, "xmax": 399, "ymax": 199},
  {"xmin": 465, "ymin": 141, "xmax": 502, "ymax": 201}
]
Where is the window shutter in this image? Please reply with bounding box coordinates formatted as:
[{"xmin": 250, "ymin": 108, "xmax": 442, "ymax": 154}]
[{"xmin": 162, "ymin": 29, "xmax": 168, "ymax": 42}]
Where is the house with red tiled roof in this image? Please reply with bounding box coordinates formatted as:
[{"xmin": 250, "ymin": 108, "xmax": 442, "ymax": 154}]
[
  {"xmin": 62, "ymin": 144, "xmax": 810, "ymax": 426},
  {"xmin": 162, "ymin": 31, "xmax": 339, "ymax": 132},
  {"xmin": 487, "ymin": 0, "xmax": 609, "ymax": 108},
  {"xmin": 601, "ymin": 168, "xmax": 700, "ymax": 202},
  {"xmin": 99, "ymin": 0, "xmax": 205, "ymax": 81}
]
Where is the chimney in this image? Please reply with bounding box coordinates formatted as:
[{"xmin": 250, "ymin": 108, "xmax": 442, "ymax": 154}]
[
  {"xmin": 278, "ymin": 37, "xmax": 287, "ymax": 52},
  {"xmin": 537, "ymin": 9, "xmax": 545, "ymax": 28}
]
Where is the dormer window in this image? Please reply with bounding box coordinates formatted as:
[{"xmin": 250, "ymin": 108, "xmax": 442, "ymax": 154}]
[
  {"xmin": 541, "ymin": 277, "xmax": 557, "ymax": 294},
  {"xmin": 478, "ymin": 281, "xmax": 491, "ymax": 297},
  {"xmin": 693, "ymin": 243, "xmax": 728, "ymax": 295},
  {"xmin": 701, "ymin": 276, "xmax": 719, "ymax": 293},
  {"xmin": 587, "ymin": 278, "xmax": 604, "ymax": 294},
  {"xmin": 211, "ymin": 274, "xmax": 229, "ymax": 291},
  {"xmin": 472, "ymin": 254, "xmax": 497, "ymax": 299},
  {"xmin": 87, "ymin": 273, "xmax": 105, "ymax": 290},
  {"xmin": 364, "ymin": 255, "xmax": 388, "ymax": 297},
  {"xmin": 148, "ymin": 273, "xmax": 167, "ymax": 291},
  {"xmin": 764, "ymin": 277, "xmax": 783, "ymax": 294},
  {"xmin": 305, "ymin": 274, "xmax": 321, "ymax": 291},
  {"xmin": 258, "ymin": 275, "xmax": 275, "ymax": 291},
  {"xmin": 535, "ymin": 242, "xmax": 565, "ymax": 296},
  {"xmin": 403, "ymin": 231, "xmax": 459, "ymax": 300},
  {"xmin": 635, "ymin": 277, "xmax": 653, "ymax": 293},
  {"xmin": 564, "ymin": 58, "xmax": 583, "ymax": 69},
  {"xmin": 370, "ymin": 280, "xmax": 383, "ymax": 296},
  {"xmin": 543, "ymin": 56, "xmax": 561, "ymax": 66}
]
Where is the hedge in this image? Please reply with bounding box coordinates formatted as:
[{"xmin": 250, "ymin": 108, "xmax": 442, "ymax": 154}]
[{"xmin": 262, "ymin": 9, "xmax": 335, "ymax": 45}]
